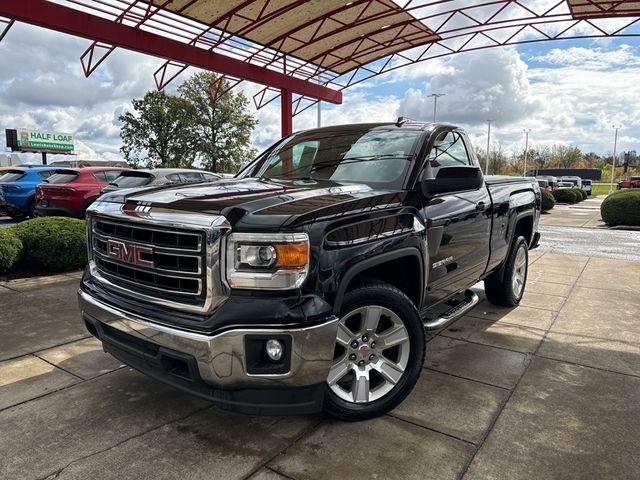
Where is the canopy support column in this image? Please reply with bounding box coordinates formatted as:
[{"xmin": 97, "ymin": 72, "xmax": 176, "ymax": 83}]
[{"xmin": 281, "ymin": 88, "xmax": 293, "ymax": 137}]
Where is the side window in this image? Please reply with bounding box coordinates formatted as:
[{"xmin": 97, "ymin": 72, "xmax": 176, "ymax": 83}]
[
  {"xmin": 166, "ymin": 173, "xmax": 181, "ymax": 183},
  {"xmin": 179, "ymin": 172, "xmax": 204, "ymax": 182},
  {"xmin": 202, "ymin": 173, "xmax": 220, "ymax": 181},
  {"xmin": 93, "ymin": 172, "xmax": 107, "ymax": 181},
  {"xmin": 104, "ymin": 171, "xmax": 122, "ymax": 182},
  {"xmin": 38, "ymin": 171, "xmax": 55, "ymax": 179},
  {"xmin": 427, "ymin": 131, "xmax": 471, "ymax": 177}
]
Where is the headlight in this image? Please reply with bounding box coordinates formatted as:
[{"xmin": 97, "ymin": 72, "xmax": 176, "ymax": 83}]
[{"xmin": 225, "ymin": 232, "xmax": 310, "ymax": 290}]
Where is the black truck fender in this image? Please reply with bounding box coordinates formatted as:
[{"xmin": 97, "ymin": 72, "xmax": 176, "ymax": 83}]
[{"xmin": 332, "ymin": 247, "xmax": 425, "ymax": 315}]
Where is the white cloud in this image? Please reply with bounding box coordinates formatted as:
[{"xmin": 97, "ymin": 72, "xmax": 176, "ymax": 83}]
[
  {"xmin": 2, "ymin": 19, "xmax": 640, "ymax": 165},
  {"xmin": 530, "ymin": 44, "xmax": 640, "ymax": 69},
  {"xmin": 397, "ymin": 48, "xmax": 543, "ymax": 125}
]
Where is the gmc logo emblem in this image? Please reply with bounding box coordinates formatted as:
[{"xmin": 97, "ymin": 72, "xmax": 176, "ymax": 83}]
[{"xmin": 106, "ymin": 240, "xmax": 154, "ymax": 268}]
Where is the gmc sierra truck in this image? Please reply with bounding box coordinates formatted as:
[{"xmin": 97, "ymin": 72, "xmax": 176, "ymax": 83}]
[{"xmin": 79, "ymin": 121, "xmax": 540, "ymax": 421}]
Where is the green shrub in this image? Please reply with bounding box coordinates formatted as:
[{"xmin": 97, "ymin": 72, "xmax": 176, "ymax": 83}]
[
  {"xmin": 541, "ymin": 189, "xmax": 555, "ymax": 212},
  {"xmin": 601, "ymin": 189, "xmax": 640, "ymax": 226},
  {"xmin": 0, "ymin": 229, "xmax": 22, "ymax": 273},
  {"xmin": 572, "ymin": 188, "xmax": 587, "ymax": 201},
  {"xmin": 570, "ymin": 188, "xmax": 584, "ymax": 203},
  {"xmin": 13, "ymin": 217, "xmax": 87, "ymax": 271},
  {"xmin": 553, "ymin": 188, "xmax": 578, "ymax": 204}
]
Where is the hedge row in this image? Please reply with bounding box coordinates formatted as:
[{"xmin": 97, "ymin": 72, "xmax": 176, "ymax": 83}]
[
  {"xmin": 541, "ymin": 189, "xmax": 556, "ymax": 212},
  {"xmin": 552, "ymin": 188, "xmax": 586, "ymax": 204},
  {"xmin": 0, "ymin": 229, "xmax": 22, "ymax": 273},
  {"xmin": 0, "ymin": 217, "xmax": 87, "ymax": 273},
  {"xmin": 601, "ymin": 189, "xmax": 640, "ymax": 226}
]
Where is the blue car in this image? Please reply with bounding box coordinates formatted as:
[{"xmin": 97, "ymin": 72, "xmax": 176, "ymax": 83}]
[{"xmin": 0, "ymin": 167, "xmax": 58, "ymax": 219}]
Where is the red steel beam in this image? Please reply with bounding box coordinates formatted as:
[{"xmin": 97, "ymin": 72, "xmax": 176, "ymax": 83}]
[
  {"xmin": 281, "ymin": 89, "xmax": 293, "ymax": 137},
  {"xmin": 0, "ymin": 0, "xmax": 342, "ymax": 104}
]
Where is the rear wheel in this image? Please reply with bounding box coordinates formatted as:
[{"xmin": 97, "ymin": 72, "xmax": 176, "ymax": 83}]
[
  {"xmin": 7, "ymin": 211, "xmax": 26, "ymax": 221},
  {"xmin": 484, "ymin": 235, "xmax": 529, "ymax": 307},
  {"xmin": 324, "ymin": 280, "xmax": 425, "ymax": 421}
]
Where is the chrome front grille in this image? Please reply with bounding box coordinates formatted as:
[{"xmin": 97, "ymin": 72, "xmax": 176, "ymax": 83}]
[{"xmin": 89, "ymin": 216, "xmax": 215, "ymax": 311}]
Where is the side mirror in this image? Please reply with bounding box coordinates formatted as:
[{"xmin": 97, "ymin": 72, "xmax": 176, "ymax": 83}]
[{"xmin": 420, "ymin": 165, "xmax": 483, "ymax": 196}]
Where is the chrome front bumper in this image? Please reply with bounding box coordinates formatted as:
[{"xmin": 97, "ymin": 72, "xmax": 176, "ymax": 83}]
[{"xmin": 78, "ymin": 289, "xmax": 339, "ymax": 388}]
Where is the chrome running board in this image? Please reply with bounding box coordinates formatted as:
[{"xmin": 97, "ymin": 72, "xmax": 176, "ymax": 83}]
[{"xmin": 423, "ymin": 290, "xmax": 480, "ymax": 330}]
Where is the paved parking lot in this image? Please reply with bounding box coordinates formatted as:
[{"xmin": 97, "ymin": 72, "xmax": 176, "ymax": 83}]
[{"xmin": 2, "ymin": 248, "xmax": 639, "ymax": 480}]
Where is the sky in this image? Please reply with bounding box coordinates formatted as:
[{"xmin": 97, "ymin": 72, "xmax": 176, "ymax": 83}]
[{"xmin": 1, "ymin": 8, "xmax": 640, "ymax": 166}]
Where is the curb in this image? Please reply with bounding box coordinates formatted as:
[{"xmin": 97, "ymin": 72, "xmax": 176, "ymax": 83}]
[{"xmin": 609, "ymin": 225, "xmax": 640, "ymax": 231}]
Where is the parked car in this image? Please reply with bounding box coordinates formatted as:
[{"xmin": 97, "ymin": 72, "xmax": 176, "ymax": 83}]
[
  {"xmin": 537, "ymin": 179, "xmax": 552, "ymax": 191},
  {"xmin": 559, "ymin": 176, "xmax": 582, "ymax": 189},
  {"xmin": 581, "ymin": 179, "xmax": 592, "ymax": 195},
  {"xmin": 536, "ymin": 175, "xmax": 558, "ymax": 190},
  {"xmin": 35, "ymin": 167, "xmax": 129, "ymax": 218},
  {"xmin": 556, "ymin": 181, "xmax": 574, "ymax": 189},
  {"xmin": 80, "ymin": 121, "xmax": 541, "ymax": 420},
  {"xmin": 101, "ymin": 168, "xmax": 222, "ymax": 194},
  {"xmin": 48, "ymin": 159, "xmax": 130, "ymax": 168},
  {"xmin": 617, "ymin": 176, "xmax": 640, "ymax": 189},
  {"xmin": 0, "ymin": 167, "xmax": 58, "ymax": 219}
]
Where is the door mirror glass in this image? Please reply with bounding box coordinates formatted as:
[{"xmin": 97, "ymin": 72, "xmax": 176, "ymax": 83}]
[{"xmin": 420, "ymin": 166, "xmax": 483, "ymax": 196}]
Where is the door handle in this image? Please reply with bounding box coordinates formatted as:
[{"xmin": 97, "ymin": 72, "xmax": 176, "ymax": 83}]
[{"xmin": 475, "ymin": 202, "xmax": 486, "ymax": 212}]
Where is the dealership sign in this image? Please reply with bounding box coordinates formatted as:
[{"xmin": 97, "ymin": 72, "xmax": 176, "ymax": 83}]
[{"xmin": 6, "ymin": 128, "xmax": 75, "ymax": 153}]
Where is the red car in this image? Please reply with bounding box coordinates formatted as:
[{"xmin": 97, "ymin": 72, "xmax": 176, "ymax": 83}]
[
  {"xmin": 617, "ymin": 176, "xmax": 640, "ymax": 189},
  {"xmin": 35, "ymin": 167, "xmax": 129, "ymax": 218}
]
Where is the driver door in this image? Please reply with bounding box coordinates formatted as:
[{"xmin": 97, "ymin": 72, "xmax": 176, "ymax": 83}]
[{"xmin": 421, "ymin": 130, "xmax": 491, "ymax": 305}]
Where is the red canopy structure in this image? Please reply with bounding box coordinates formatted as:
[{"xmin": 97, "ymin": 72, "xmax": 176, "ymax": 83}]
[{"xmin": 1, "ymin": 1, "xmax": 640, "ymax": 136}]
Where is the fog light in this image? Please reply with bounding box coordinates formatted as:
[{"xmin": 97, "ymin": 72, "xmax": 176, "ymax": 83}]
[{"xmin": 265, "ymin": 339, "xmax": 284, "ymax": 361}]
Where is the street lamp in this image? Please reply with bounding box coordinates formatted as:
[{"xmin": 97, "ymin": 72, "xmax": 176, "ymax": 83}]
[
  {"xmin": 609, "ymin": 125, "xmax": 622, "ymax": 194},
  {"xmin": 486, "ymin": 119, "xmax": 494, "ymax": 174},
  {"xmin": 427, "ymin": 93, "xmax": 445, "ymax": 123},
  {"xmin": 523, "ymin": 129, "xmax": 531, "ymax": 177}
]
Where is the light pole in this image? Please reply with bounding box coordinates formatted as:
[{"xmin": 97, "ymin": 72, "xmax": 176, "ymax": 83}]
[
  {"xmin": 609, "ymin": 125, "xmax": 622, "ymax": 194},
  {"xmin": 486, "ymin": 119, "xmax": 493, "ymax": 174},
  {"xmin": 523, "ymin": 128, "xmax": 531, "ymax": 176},
  {"xmin": 427, "ymin": 93, "xmax": 445, "ymax": 123}
]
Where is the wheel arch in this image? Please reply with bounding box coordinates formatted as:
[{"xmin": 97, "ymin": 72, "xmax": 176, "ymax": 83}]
[{"xmin": 333, "ymin": 248, "xmax": 424, "ymax": 315}]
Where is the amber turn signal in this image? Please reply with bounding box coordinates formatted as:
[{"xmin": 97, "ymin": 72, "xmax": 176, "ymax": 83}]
[{"xmin": 274, "ymin": 242, "xmax": 309, "ymax": 268}]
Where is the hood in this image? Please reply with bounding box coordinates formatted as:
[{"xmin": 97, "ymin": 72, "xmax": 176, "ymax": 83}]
[{"xmin": 98, "ymin": 177, "xmax": 407, "ymax": 229}]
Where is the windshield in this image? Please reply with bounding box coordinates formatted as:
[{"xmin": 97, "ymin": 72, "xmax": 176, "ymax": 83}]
[
  {"xmin": 239, "ymin": 128, "xmax": 421, "ymax": 189},
  {"xmin": 46, "ymin": 171, "xmax": 79, "ymax": 183},
  {"xmin": 111, "ymin": 172, "xmax": 153, "ymax": 188},
  {"xmin": 0, "ymin": 170, "xmax": 26, "ymax": 182}
]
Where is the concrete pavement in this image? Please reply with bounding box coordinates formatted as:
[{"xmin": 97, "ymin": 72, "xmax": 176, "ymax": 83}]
[{"xmin": 1, "ymin": 250, "xmax": 639, "ymax": 480}]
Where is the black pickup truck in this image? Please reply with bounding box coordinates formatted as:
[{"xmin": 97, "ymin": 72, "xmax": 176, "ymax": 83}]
[{"xmin": 79, "ymin": 121, "xmax": 540, "ymax": 421}]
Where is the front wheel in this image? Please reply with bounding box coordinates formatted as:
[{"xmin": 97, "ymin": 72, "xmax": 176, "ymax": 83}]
[
  {"xmin": 484, "ymin": 235, "xmax": 529, "ymax": 307},
  {"xmin": 324, "ymin": 280, "xmax": 425, "ymax": 421}
]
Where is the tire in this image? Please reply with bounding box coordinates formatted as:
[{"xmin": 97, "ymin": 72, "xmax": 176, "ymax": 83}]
[
  {"xmin": 7, "ymin": 211, "xmax": 26, "ymax": 221},
  {"xmin": 484, "ymin": 235, "xmax": 529, "ymax": 307},
  {"xmin": 28, "ymin": 201, "xmax": 38, "ymax": 218},
  {"xmin": 323, "ymin": 280, "xmax": 425, "ymax": 421}
]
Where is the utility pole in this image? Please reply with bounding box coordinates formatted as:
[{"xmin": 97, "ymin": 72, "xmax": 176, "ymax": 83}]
[
  {"xmin": 610, "ymin": 125, "xmax": 622, "ymax": 194},
  {"xmin": 523, "ymin": 128, "xmax": 531, "ymax": 176},
  {"xmin": 427, "ymin": 93, "xmax": 445, "ymax": 123},
  {"xmin": 317, "ymin": 101, "xmax": 321, "ymax": 128},
  {"xmin": 486, "ymin": 120, "xmax": 493, "ymax": 174}
]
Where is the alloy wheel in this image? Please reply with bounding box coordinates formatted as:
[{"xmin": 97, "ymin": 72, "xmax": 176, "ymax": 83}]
[
  {"xmin": 327, "ymin": 305, "xmax": 410, "ymax": 403},
  {"xmin": 512, "ymin": 245, "xmax": 527, "ymax": 298}
]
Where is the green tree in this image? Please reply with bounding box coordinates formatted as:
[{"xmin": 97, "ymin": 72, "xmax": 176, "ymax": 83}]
[
  {"xmin": 549, "ymin": 145, "xmax": 582, "ymax": 168},
  {"xmin": 119, "ymin": 90, "xmax": 195, "ymax": 168},
  {"xmin": 178, "ymin": 72, "xmax": 258, "ymax": 173}
]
